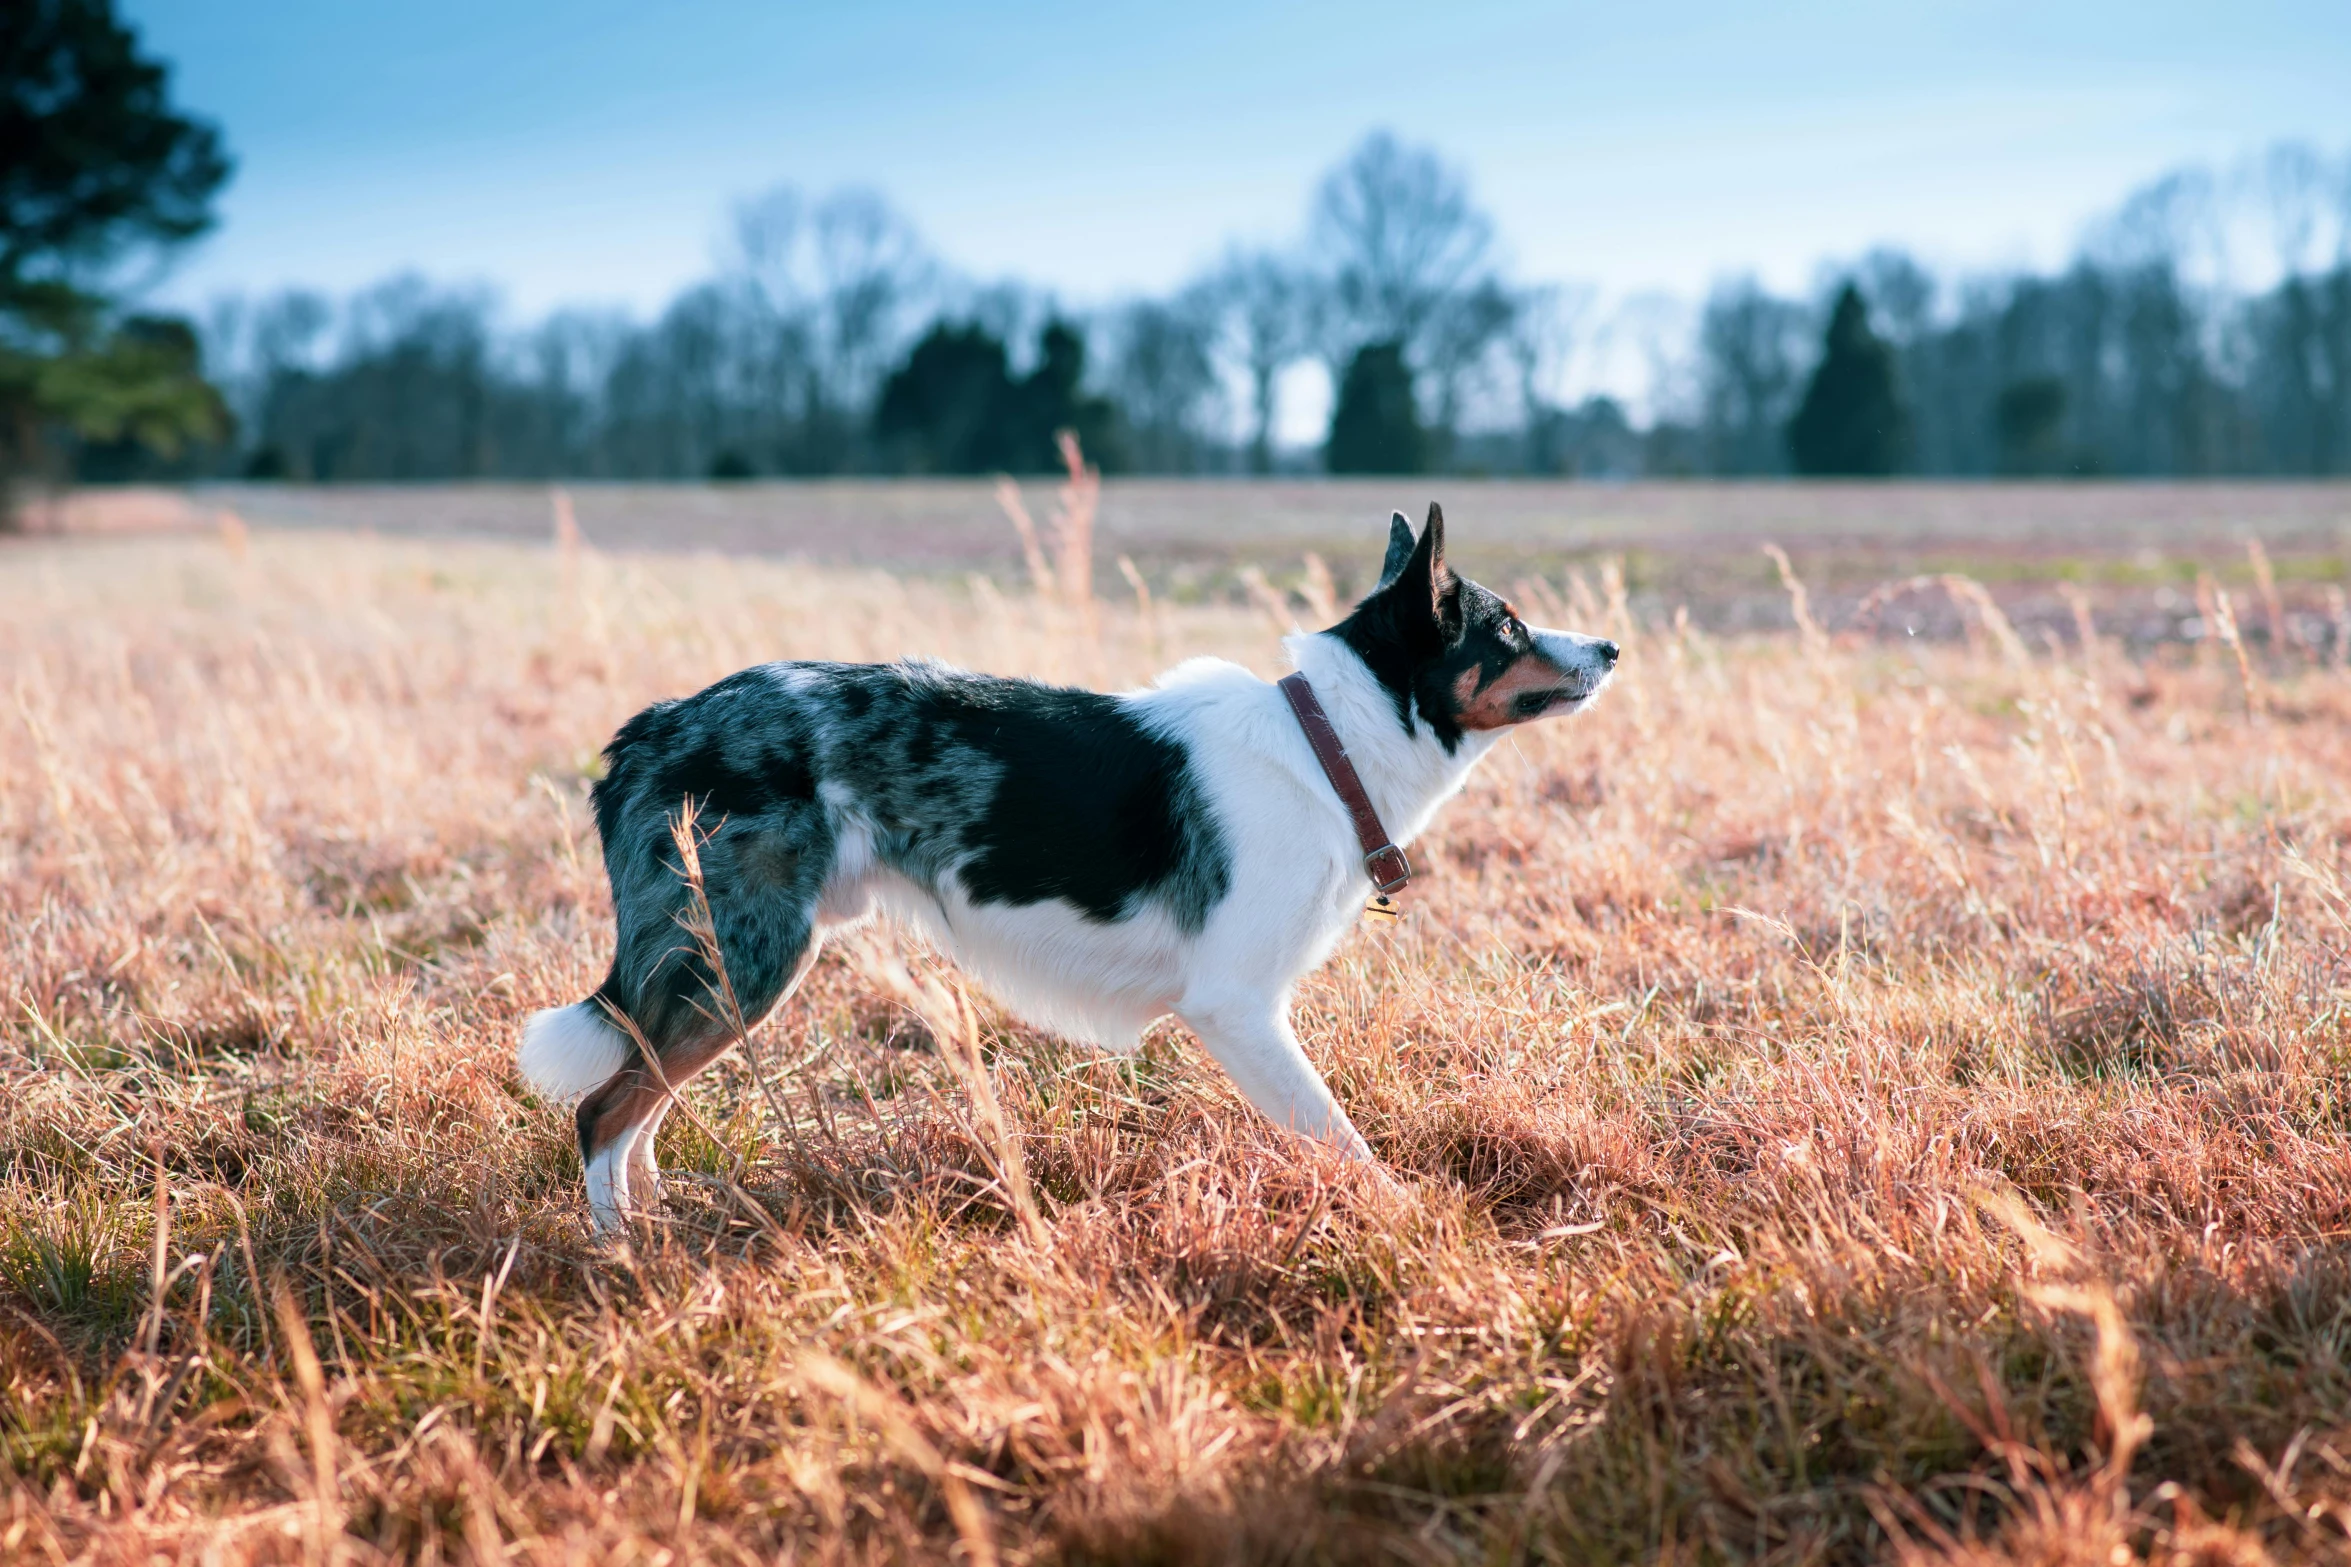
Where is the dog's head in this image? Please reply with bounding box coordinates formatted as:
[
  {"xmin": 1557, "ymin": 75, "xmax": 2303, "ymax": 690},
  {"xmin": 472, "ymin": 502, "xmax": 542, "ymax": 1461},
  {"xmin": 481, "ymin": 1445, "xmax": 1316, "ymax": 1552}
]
[{"xmin": 1330, "ymin": 503, "xmax": 1618, "ymax": 750}]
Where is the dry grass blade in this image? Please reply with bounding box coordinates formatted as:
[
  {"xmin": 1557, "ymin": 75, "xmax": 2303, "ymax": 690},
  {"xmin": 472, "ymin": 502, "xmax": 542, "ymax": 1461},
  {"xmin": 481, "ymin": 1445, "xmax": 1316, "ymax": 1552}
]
[
  {"xmin": 1048, "ymin": 429, "xmax": 1098, "ymax": 622},
  {"xmin": 1763, "ymin": 541, "xmax": 1828, "ymax": 658},
  {"xmin": 853, "ymin": 936, "xmax": 1048, "ymax": 1249},
  {"xmin": 2248, "ymin": 536, "xmax": 2286, "ymax": 655},
  {"xmin": 2199, "ymin": 570, "xmax": 2265, "ymax": 716},
  {"xmin": 270, "ymin": 1278, "xmax": 342, "ymax": 1563},
  {"xmin": 992, "ymin": 477, "xmax": 1055, "ymax": 603},
  {"xmin": 796, "ymin": 1349, "xmax": 1000, "ymax": 1567},
  {"xmin": 1236, "ymin": 563, "xmax": 1296, "ymax": 636}
]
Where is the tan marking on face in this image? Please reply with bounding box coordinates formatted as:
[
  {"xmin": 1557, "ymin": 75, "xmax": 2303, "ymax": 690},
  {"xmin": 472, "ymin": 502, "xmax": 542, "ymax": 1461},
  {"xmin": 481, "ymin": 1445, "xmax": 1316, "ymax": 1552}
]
[{"xmin": 1454, "ymin": 651, "xmax": 1574, "ymax": 730}]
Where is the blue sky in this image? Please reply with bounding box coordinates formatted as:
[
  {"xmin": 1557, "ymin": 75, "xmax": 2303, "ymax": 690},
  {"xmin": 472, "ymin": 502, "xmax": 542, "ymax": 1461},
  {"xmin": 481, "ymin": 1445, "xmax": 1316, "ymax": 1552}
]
[{"xmin": 129, "ymin": 0, "xmax": 2351, "ymax": 324}]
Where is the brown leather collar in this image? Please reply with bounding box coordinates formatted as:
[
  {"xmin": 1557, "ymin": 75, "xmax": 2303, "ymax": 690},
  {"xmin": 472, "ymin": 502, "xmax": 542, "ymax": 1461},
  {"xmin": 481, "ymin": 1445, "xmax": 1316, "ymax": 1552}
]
[{"xmin": 1277, "ymin": 672, "xmax": 1412, "ymax": 895}]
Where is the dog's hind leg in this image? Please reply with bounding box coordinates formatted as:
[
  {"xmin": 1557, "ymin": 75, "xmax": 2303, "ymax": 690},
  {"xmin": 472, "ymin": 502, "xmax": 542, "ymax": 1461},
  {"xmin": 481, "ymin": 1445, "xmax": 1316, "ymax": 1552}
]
[
  {"xmin": 576, "ymin": 1029, "xmax": 736, "ymax": 1232},
  {"xmin": 618, "ymin": 938, "xmax": 823, "ymax": 1209},
  {"xmin": 1177, "ymin": 997, "xmax": 1375, "ymax": 1163},
  {"xmin": 577, "ymin": 843, "xmax": 825, "ymax": 1232},
  {"xmin": 572, "ymin": 919, "xmax": 818, "ymax": 1232},
  {"xmin": 544, "ymin": 793, "xmax": 834, "ymax": 1233}
]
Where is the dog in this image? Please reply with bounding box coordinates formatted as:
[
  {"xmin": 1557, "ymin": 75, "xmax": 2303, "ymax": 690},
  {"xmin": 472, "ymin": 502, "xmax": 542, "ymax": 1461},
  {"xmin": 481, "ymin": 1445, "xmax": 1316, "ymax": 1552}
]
[{"xmin": 519, "ymin": 503, "xmax": 1617, "ymax": 1232}]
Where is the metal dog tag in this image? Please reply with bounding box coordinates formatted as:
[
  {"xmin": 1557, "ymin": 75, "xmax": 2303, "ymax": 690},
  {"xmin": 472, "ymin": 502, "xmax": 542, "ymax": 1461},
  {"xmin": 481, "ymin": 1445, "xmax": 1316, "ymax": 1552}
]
[{"xmin": 1363, "ymin": 894, "xmax": 1402, "ymax": 924}]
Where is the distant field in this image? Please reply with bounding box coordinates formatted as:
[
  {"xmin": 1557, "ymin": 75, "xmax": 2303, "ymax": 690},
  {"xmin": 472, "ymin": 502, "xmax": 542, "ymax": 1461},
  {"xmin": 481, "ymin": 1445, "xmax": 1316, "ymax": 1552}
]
[
  {"xmin": 3, "ymin": 525, "xmax": 2348, "ymax": 1563},
  {"xmin": 187, "ymin": 477, "xmax": 2351, "ymax": 641}
]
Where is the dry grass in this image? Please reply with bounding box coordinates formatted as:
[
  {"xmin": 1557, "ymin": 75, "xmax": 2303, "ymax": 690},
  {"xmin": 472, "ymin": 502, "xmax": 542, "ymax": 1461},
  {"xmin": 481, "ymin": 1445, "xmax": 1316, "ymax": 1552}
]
[{"xmin": 3, "ymin": 511, "xmax": 2349, "ymax": 1565}]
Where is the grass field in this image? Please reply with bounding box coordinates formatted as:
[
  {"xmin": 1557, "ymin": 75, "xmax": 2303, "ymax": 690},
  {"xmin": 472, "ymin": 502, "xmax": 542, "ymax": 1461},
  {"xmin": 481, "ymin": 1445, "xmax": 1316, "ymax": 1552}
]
[
  {"xmin": 80, "ymin": 475, "xmax": 2351, "ymax": 642},
  {"xmin": 4, "ymin": 498, "xmax": 2350, "ymax": 1563}
]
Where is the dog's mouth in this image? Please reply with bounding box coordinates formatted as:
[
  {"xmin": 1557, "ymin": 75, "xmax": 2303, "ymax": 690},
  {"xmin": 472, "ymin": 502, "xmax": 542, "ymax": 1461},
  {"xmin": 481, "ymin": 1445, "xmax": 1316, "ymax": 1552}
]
[
  {"xmin": 1511, "ymin": 673, "xmax": 1609, "ymax": 720},
  {"xmin": 1511, "ymin": 684, "xmax": 1600, "ymax": 719}
]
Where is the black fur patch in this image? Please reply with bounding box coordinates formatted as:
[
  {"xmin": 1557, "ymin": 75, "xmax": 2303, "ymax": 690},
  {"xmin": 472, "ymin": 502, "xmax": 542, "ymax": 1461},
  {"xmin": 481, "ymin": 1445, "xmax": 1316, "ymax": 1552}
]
[
  {"xmin": 804, "ymin": 664, "xmax": 1229, "ymax": 930},
  {"xmin": 934, "ymin": 683, "xmax": 1223, "ymax": 925}
]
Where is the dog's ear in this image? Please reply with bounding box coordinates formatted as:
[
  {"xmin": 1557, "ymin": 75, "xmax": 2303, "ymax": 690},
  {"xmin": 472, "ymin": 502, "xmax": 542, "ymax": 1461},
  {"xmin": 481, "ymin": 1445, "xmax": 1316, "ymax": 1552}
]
[
  {"xmin": 1384, "ymin": 502, "xmax": 1459, "ymax": 638},
  {"xmin": 1376, "ymin": 510, "xmax": 1415, "ymax": 588}
]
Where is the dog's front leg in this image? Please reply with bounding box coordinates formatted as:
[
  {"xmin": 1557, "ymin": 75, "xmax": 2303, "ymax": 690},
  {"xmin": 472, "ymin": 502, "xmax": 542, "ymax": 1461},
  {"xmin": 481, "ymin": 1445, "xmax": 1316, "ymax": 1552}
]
[{"xmin": 1180, "ymin": 1000, "xmax": 1375, "ymax": 1163}]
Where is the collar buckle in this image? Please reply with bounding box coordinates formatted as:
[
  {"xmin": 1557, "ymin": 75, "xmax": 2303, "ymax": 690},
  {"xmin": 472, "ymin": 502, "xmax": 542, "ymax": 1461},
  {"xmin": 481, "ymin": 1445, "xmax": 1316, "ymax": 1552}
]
[{"xmin": 1364, "ymin": 845, "xmax": 1412, "ymax": 895}]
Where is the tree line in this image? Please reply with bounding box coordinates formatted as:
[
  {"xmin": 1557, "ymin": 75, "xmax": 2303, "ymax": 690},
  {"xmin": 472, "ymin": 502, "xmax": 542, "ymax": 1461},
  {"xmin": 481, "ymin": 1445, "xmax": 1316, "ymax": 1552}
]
[
  {"xmin": 6, "ymin": 3, "xmax": 2348, "ymax": 492},
  {"xmin": 199, "ymin": 139, "xmax": 2351, "ymax": 483},
  {"xmin": 188, "ymin": 132, "xmax": 1541, "ymax": 484},
  {"xmin": 1683, "ymin": 156, "xmax": 2351, "ymax": 480}
]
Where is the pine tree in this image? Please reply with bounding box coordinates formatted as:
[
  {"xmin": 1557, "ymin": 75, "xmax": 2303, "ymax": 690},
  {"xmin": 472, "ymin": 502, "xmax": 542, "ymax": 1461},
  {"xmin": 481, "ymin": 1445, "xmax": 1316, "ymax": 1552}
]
[
  {"xmin": 2, "ymin": 0, "xmax": 233, "ymax": 508},
  {"xmin": 873, "ymin": 319, "xmax": 1121, "ymax": 474},
  {"xmin": 1325, "ymin": 340, "xmax": 1424, "ymax": 474},
  {"xmin": 1993, "ymin": 376, "xmax": 2068, "ymax": 475},
  {"xmin": 1007, "ymin": 320, "xmax": 1119, "ymax": 473},
  {"xmin": 872, "ymin": 322, "xmax": 1014, "ymax": 473},
  {"xmin": 1786, "ymin": 285, "xmax": 1908, "ymax": 476}
]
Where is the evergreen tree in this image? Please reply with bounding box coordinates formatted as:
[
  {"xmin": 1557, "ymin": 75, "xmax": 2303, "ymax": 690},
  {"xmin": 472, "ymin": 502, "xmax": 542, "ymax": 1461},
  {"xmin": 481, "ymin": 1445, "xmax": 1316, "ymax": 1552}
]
[
  {"xmin": 1786, "ymin": 284, "xmax": 1908, "ymax": 476},
  {"xmin": 1008, "ymin": 320, "xmax": 1119, "ymax": 472},
  {"xmin": 1325, "ymin": 340, "xmax": 1424, "ymax": 474},
  {"xmin": 872, "ymin": 322, "xmax": 1014, "ymax": 473},
  {"xmin": 2, "ymin": 0, "xmax": 233, "ymax": 504},
  {"xmin": 55, "ymin": 312, "xmax": 228, "ymax": 479},
  {"xmin": 1993, "ymin": 376, "xmax": 2069, "ymax": 475},
  {"xmin": 873, "ymin": 318, "xmax": 1117, "ymax": 474}
]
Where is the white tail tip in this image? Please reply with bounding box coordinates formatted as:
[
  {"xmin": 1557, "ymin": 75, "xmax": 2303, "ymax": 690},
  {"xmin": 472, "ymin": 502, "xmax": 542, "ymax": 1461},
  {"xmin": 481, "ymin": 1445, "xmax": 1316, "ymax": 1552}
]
[{"xmin": 517, "ymin": 1003, "xmax": 630, "ymax": 1102}]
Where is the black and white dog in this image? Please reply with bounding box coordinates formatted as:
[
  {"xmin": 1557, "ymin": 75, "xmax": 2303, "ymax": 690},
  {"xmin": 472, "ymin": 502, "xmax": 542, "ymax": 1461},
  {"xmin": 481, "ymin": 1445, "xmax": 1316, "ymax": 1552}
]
[{"xmin": 520, "ymin": 505, "xmax": 1617, "ymax": 1231}]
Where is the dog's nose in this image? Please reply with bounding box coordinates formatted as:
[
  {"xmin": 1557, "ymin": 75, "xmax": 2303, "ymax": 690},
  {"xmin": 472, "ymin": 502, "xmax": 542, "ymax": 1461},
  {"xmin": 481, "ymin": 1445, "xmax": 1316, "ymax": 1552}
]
[{"xmin": 1595, "ymin": 639, "xmax": 1620, "ymax": 667}]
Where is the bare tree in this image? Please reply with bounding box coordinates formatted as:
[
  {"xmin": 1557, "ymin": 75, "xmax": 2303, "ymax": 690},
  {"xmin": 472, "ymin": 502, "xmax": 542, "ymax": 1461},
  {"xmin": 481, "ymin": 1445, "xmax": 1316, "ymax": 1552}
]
[
  {"xmin": 2243, "ymin": 142, "xmax": 2351, "ymax": 473},
  {"xmin": 250, "ymin": 288, "xmax": 332, "ymax": 370},
  {"xmin": 2258, "ymin": 141, "xmax": 2332, "ymax": 279},
  {"xmin": 1110, "ymin": 291, "xmax": 1224, "ymax": 472},
  {"xmin": 1199, "ymin": 248, "xmax": 1311, "ymax": 472},
  {"xmin": 519, "ymin": 308, "xmax": 629, "ymax": 474},
  {"xmin": 1308, "ymin": 131, "xmax": 1496, "ymax": 365},
  {"xmin": 810, "ymin": 190, "xmax": 934, "ymax": 413},
  {"xmin": 726, "ymin": 183, "xmax": 934, "ymax": 466},
  {"xmin": 1418, "ymin": 276, "xmax": 1517, "ymax": 459},
  {"xmin": 1697, "ymin": 278, "xmax": 1812, "ymax": 474},
  {"xmin": 722, "ymin": 186, "xmax": 818, "ymax": 468},
  {"xmin": 963, "ymin": 279, "xmax": 1054, "ymax": 370},
  {"xmin": 1853, "ymin": 248, "xmax": 1937, "ymax": 344},
  {"xmin": 1601, "ymin": 291, "xmax": 1700, "ymax": 433},
  {"xmin": 729, "ymin": 184, "xmax": 808, "ymax": 312},
  {"xmin": 1507, "ymin": 282, "xmax": 1594, "ymax": 471},
  {"xmin": 2090, "ymin": 165, "xmax": 2227, "ymax": 286}
]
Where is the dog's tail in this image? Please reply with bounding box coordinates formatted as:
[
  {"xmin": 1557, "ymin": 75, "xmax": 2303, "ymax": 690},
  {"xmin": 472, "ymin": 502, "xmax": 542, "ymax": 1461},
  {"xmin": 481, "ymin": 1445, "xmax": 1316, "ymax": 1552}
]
[{"xmin": 517, "ymin": 1000, "xmax": 631, "ymax": 1102}]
